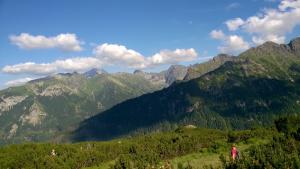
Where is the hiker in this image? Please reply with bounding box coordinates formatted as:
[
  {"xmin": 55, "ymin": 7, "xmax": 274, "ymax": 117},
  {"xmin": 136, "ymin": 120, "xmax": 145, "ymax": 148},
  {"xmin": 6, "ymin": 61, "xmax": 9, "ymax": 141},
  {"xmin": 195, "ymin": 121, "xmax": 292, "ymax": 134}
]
[{"xmin": 231, "ymin": 144, "xmax": 239, "ymax": 160}]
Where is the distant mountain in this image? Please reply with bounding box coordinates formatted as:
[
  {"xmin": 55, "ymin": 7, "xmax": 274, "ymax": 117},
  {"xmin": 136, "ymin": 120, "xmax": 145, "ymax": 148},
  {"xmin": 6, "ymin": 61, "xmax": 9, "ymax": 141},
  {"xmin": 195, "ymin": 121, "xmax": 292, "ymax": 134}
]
[
  {"xmin": 286, "ymin": 37, "xmax": 300, "ymax": 55},
  {"xmin": 0, "ymin": 64, "xmax": 202, "ymax": 144},
  {"xmin": 164, "ymin": 65, "xmax": 188, "ymax": 85},
  {"xmin": 0, "ymin": 70, "xmax": 168, "ymax": 144},
  {"xmin": 73, "ymin": 37, "xmax": 300, "ymax": 141},
  {"xmin": 133, "ymin": 70, "xmax": 166, "ymax": 86},
  {"xmin": 134, "ymin": 65, "xmax": 188, "ymax": 86},
  {"xmin": 83, "ymin": 68, "xmax": 107, "ymax": 78}
]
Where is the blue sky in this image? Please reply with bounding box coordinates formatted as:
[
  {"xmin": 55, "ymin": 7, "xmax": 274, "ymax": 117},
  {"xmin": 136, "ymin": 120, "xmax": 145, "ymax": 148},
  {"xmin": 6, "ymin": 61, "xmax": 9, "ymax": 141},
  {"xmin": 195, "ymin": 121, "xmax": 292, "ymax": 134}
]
[{"xmin": 0, "ymin": 0, "xmax": 300, "ymax": 89}]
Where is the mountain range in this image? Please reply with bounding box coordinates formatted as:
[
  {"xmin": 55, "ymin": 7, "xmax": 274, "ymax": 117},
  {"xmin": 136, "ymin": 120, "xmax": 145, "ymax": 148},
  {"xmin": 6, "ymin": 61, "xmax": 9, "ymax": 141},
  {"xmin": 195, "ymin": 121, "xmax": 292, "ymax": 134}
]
[
  {"xmin": 0, "ymin": 65, "xmax": 192, "ymax": 144},
  {"xmin": 1, "ymin": 37, "xmax": 300, "ymax": 144},
  {"xmin": 72, "ymin": 37, "xmax": 300, "ymax": 141}
]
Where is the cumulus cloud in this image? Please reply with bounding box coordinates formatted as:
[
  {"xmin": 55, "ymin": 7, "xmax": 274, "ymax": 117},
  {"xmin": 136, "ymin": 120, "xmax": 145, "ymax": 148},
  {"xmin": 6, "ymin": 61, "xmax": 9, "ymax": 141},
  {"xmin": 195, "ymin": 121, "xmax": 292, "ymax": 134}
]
[
  {"xmin": 93, "ymin": 43, "xmax": 198, "ymax": 68},
  {"xmin": 210, "ymin": 30, "xmax": 249, "ymax": 54},
  {"xmin": 210, "ymin": 30, "xmax": 225, "ymax": 40},
  {"xmin": 279, "ymin": 0, "xmax": 300, "ymax": 11},
  {"xmin": 252, "ymin": 34, "xmax": 285, "ymax": 45},
  {"xmin": 93, "ymin": 43, "xmax": 146, "ymax": 68},
  {"xmin": 5, "ymin": 77, "xmax": 34, "ymax": 86},
  {"xmin": 218, "ymin": 35, "xmax": 250, "ymax": 54},
  {"xmin": 2, "ymin": 62, "xmax": 57, "ymax": 75},
  {"xmin": 9, "ymin": 33, "xmax": 83, "ymax": 51},
  {"xmin": 148, "ymin": 48, "xmax": 197, "ymax": 66},
  {"xmin": 2, "ymin": 57, "xmax": 102, "ymax": 75},
  {"xmin": 225, "ymin": 18, "xmax": 244, "ymax": 31},
  {"xmin": 53, "ymin": 57, "xmax": 102, "ymax": 71},
  {"xmin": 224, "ymin": 0, "xmax": 300, "ymax": 45},
  {"xmin": 211, "ymin": 0, "xmax": 300, "ymax": 53},
  {"xmin": 2, "ymin": 43, "xmax": 198, "ymax": 75}
]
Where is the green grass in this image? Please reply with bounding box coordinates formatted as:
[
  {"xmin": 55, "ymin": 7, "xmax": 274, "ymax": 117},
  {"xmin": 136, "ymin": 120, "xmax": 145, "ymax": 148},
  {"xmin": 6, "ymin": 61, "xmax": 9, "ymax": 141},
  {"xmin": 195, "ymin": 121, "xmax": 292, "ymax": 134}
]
[
  {"xmin": 169, "ymin": 152, "xmax": 222, "ymax": 169},
  {"xmin": 0, "ymin": 125, "xmax": 276, "ymax": 169},
  {"xmin": 83, "ymin": 160, "xmax": 115, "ymax": 169},
  {"xmin": 88, "ymin": 137, "xmax": 271, "ymax": 169}
]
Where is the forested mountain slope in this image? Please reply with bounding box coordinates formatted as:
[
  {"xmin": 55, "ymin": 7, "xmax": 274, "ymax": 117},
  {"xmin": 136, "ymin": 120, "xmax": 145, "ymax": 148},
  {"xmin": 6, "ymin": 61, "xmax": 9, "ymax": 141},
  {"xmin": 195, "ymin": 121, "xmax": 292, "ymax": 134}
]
[
  {"xmin": 73, "ymin": 38, "xmax": 300, "ymax": 141},
  {"xmin": 0, "ymin": 70, "xmax": 167, "ymax": 144}
]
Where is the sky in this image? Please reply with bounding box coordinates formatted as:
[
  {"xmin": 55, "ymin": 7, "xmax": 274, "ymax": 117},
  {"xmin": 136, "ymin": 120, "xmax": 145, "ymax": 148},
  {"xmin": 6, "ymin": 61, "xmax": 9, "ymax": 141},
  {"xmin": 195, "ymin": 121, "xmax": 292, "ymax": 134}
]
[{"xmin": 0, "ymin": 0, "xmax": 300, "ymax": 89}]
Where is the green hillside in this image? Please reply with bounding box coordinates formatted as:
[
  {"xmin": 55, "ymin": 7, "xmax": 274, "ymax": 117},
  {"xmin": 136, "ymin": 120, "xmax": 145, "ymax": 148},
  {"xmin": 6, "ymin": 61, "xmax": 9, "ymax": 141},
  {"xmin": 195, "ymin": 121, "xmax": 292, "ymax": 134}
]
[
  {"xmin": 73, "ymin": 38, "xmax": 300, "ymax": 141},
  {"xmin": 0, "ymin": 50, "xmax": 238, "ymax": 145},
  {"xmin": 0, "ymin": 72, "xmax": 165, "ymax": 145},
  {"xmin": 184, "ymin": 54, "xmax": 235, "ymax": 80},
  {"xmin": 1, "ymin": 115, "xmax": 299, "ymax": 169},
  {"xmin": 0, "ymin": 126, "xmax": 267, "ymax": 169}
]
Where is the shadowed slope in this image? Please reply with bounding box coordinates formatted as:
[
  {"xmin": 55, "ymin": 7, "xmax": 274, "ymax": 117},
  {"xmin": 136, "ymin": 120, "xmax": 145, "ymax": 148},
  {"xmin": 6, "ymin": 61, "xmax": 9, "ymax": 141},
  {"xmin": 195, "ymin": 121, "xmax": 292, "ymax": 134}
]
[{"xmin": 72, "ymin": 38, "xmax": 300, "ymax": 141}]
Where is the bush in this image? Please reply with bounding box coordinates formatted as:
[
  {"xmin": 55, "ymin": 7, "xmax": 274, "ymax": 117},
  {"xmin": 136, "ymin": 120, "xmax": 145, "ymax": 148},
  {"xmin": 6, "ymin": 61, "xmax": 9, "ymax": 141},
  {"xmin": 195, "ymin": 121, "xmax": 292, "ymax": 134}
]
[{"xmin": 222, "ymin": 135, "xmax": 300, "ymax": 169}]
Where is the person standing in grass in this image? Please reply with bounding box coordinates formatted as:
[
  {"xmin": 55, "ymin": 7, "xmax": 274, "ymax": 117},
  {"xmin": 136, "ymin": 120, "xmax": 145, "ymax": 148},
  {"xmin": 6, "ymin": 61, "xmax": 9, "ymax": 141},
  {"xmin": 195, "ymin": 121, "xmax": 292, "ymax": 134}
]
[{"xmin": 231, "ymin": 144, "xmax": 239, "ymax": 160}]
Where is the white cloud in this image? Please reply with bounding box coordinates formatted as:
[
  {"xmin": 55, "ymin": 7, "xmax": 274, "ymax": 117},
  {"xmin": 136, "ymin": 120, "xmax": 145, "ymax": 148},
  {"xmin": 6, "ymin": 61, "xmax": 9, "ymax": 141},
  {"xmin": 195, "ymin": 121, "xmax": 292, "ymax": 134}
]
[
  {"xmin": 211, "ymin": 0, "xmax": 300, "ymax": 53},
  {"xmin": 2, "ymin": 57, "xmax": 102, "ymax": 75},
  {"xmin": 2, "ymin": 43, "xmax": 198, "ymax": 75},
  {"xmin": 148, "ymin": 48, "xmax": 198, "ymax": 66},
  {"xmin": 222, "ymin": 0, "xmax": 300, "ymax": 45},
  {"xmin": 225, "ymin": 18, "xmax": 244, "ymax": 31},
  {"xmin": 279, "ymin": 0, "xmax": 300, "ymax": 11},
  {"xmin": 9, "ymin": 33, "xmax": 83, "ymax": 51},
  {"xmin": 252, "ymin": 34, "xmax": 285, "ymax": 45},
  {"xmin": 5, "ymin": 77, "xmax": 34, "ymax": 86},
  {"xmin": 210, "ymin": 30, "xmax": 249, "ymax": 54},
  {"xmin": 210, "ymin": 30, "xmax": 225, "ymax": 40},
  {"xmin": 93, "ymin": 43, "xmax": 198, "ymax": 68},
  {"xmin": 2, "ymin": 62, "xmax": 56, "ymax": 75},
  {"xmin": 93, "ymin": 43, "xmax": 146, "ymax": 68},
  {"xmin": 53, "ymin": 57, "xmax": 102, "ymax": 71},
  {"xmin": 218, "ymin": 35, "xmax": 250, "ymax": 54}
]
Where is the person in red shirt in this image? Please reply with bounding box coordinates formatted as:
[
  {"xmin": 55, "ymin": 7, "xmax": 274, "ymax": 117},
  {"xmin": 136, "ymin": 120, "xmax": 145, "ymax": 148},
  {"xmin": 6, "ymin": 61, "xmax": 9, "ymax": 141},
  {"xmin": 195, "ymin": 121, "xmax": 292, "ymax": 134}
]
[{"xmin": 231, "ymin": 144, "xmax": 239, "ymax": 160}]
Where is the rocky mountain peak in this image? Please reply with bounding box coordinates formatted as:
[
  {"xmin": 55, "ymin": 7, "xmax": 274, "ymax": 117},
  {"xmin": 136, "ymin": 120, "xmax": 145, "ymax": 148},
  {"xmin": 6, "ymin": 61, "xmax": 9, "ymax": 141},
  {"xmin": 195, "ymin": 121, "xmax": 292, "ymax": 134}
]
[
  {"xmin": 246, "ymin": 41, "xmax": 282, "ymax": 53},
  {"xmin": 261, "ymin": 41, "xmax": 280, "ymax": 47},
  {"xmin": 133, "ymin": 70, "xmax": 144, "ymax": 74},
  {"xmin": 168, "ymin": 65, "xmax": 186, "ymax": 70},
  {"xmin": 57, "ymin": 72, "xmax": 74, "ymax": 77},
  {"xmin": 213, "ymin": 54, "xmax": 235, "ymax": 62},
  {"xmin": 84, "ymin": 68, "xmax": 107, "ymax": 78},
  {"xmin": 28, "ymin": 76, "xmax": 53, "ymax": 84},
  {"xmin": 165, "ymin": 65, "xmax": 187, "ymax": 85},
  {"xmin": 239, "ymin": 40, "xmax": 294, "ymax": 59},
  {"xmin": 287, "ymin": 37, "xmax": 300, "ymax": 55}
]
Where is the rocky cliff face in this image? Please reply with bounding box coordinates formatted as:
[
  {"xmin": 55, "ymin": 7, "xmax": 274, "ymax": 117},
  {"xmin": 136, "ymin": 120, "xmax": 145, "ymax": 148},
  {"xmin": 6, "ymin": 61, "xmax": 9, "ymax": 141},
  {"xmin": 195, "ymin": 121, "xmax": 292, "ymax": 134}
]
[
  {"xmin": 0, "ymin": 96, "xmax": 27, "ymax": 113},
  {"xmin": 164, "ymin": 65, "xmax": 188, "ymax": 85},
  {"xmin": 133, "ymin": 70, "xmax": 166, "ymax": 86},
  {"xmin": 83, "ymin": 68, "xmax": 108, "ymax": 78},
  {"xmin": 287, "ymin": 37, "xmax": 300, "ymax": 55},
  {"xmin": 133, "ymin": 65, "xmax": 188, "ymax": 86},
  {"xmin": 19, "ymin": 102, "xmax": 46, "ymax": 126}
]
